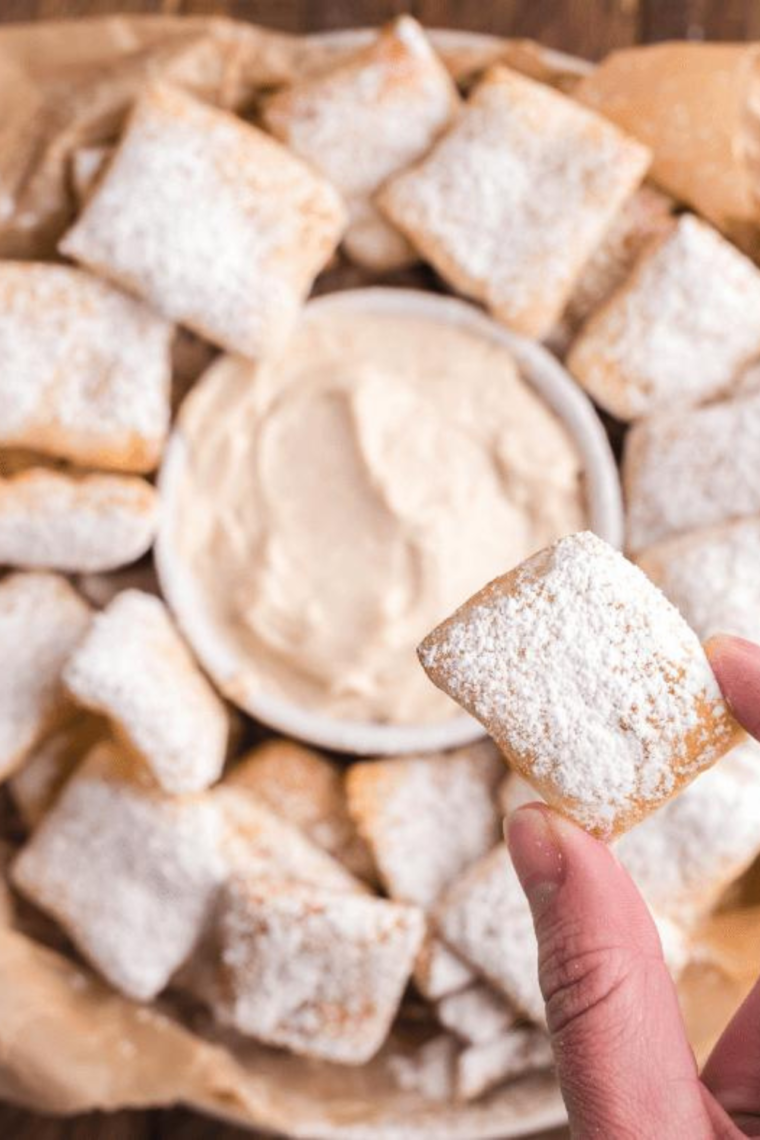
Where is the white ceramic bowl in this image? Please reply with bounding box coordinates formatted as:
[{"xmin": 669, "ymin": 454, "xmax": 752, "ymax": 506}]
[{"xmin": 157, "ymin": 286, "xmax": 623, "ymax": 757}]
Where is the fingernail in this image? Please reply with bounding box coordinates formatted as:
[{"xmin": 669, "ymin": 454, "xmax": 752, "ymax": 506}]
[
  {"xmin": 506, "ymin": 804, "xmax": 566, "ymax": 917},
  {"xmin": 705, "ymin": 634, "xmax": 760, "ymax": 738},
  {"xmin": 705, "ymin": 633, "xmax": 760, "ymax": 669}
]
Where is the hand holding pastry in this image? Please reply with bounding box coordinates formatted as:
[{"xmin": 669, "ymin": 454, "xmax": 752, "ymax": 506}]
[{"xmin": 504, "ymin": 635, "xmax": 760, "ymax": 1138}]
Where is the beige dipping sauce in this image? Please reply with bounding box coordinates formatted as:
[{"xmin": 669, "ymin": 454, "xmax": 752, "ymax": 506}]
[{"xmin": 173, "ymin": 306, "xmax": 585, "ymax": 724}]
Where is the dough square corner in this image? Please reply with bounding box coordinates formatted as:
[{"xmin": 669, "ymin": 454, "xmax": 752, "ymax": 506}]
[
  {"xmin": 568, "ymin": 214, "xmax": 760, "ymax": 421},
  {"xmin": 60, "ymin": 82, "xmax": 347, "ymax": 359},
  {"xmin": 418, "ymin": 531, "xmax": 741, "ymax": 839},
  {"xmin": 216, "ymin": 876, "xmax": 425, "ymax": 1063},
  {"xmin": 378, "ymin": 64, "xmax": 650, "ymax": 338}
]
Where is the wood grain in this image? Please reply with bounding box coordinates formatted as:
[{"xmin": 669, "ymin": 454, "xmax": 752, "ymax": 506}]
[{"xmin": 0, "ymin": 0, "xmax": 753, "ymax": 1135}]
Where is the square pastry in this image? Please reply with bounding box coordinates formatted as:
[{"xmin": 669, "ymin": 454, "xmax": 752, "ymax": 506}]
[
  {"xmin": 434, "ymin": 845, "xmax": 544, "ymax": 1023},
  {"xmin": 0, "ymin": 469, "xmax": 158, "ymax": 574},
  {"xmin": 214, "ymin": 876, "xmax": 425, "ymax": 1063},
  {"xmin": 552, "ymin": 184, "xmax": 675, "ymax": 349},
  {"xmin": 12, "ymin": 741, "xmax": 227, "ymax": 1001},
  {"xmin": 60, "ymin": 83, "xmax": 346, "ymax": 359},
  {"xmin": 412, "ymin": 934, "xmax": 475, "ymax": 1001},
  {"xmin": 616, "ymin": 740, "xmax": 760, "ymax": 927},
  {"xmin": 63, "ymin": 590, "xmax": 228, "ymax": 795},
  {"xmin": 456, "ymin": 1027, "xmax": 553, "ymax": 1101},
  {"xmin": 0, "ymin": 573, "xmax": 92, "ymax": 781},
  {"xmin": 568, "ymin": 215, "xmax": 760, "ymax": 420},
  {"xmin": 346, "ymin": 743, "xmax": 502, "ymax": 908},
  {"xmin": 624, "ymin": 391, "xmax": 760, "ymax": 552},
  {"xmin": 227, "ymin": 740, "xmax": 375, "ymax": 883},
  {"xmin": 0, "ymin": 263, "xmax": 172, "ymax": 472},
  {"xmin": 263, "ymin": 16, "xmax": 459, "ymax": 271},
  {"xmin": 419, "ymin": 532, "xmax": 741, "ymax": 838},
  {"xmin": 379, "ymin": 65, "xmax": 650, "ymax": 338},
  {"xmin": 212, "ymin": 786, "xmax": 363, "ymax": 897},
  {"xmin": 436, "ymin": 982, "xmax": 517, "ymax": 1046},
  {"xmin": 636, "ymin": 516, "xmax": 760, "ymax": 644}
]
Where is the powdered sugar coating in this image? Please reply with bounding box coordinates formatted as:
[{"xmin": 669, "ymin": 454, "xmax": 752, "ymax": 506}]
[
  {"xmin": 637, "ymin": 516, "xmax": 760, "ymax": 644},
  {"xmin": 456, "ymin": 1027, "xmax": 553, "ymax": 1101},
  {"xmin": 437, "ymin": 982, "xmax": 517, "ymax": 1045},
  {"xmin": 216, "ymin": 877, "xmax": 425, "ymax": 1063},
  {"xmin": 412, "ymin": 933, "xmax": 476, "ymax": 1000},
  {"xmin": 63, "ymin": 590, "xmax": 228, "ymax": 794},
  {"xmin": 379, "ymin": 65, "xmax": 650, "ymax": 338},
  {"xmin": 0, "ymin": 469, "xmax": 158, "ymax": 573},
  {"xmin": 0, "ymin": 573, "xmax": 92, "ymax": 780},
  {"xmin": 11, "ymin": 742, "xmax": 228, "ymax": 1001},
  {"xmin": 616, "ymin": 740, "xmax": 760, "ymax": 926},
  {"xmin": 386, "ymin": 1034, "xmax": 457, "ymax": 1103},
  {"xmin": 0, "ymin": 263, "xmax": 172, "ymax": 472},
  {"xmin": 346, "ymin": 742, "xmax": 503, "ymax": 908},
  {"xmin": 70, "ymin": 145, "xmax": 111, "ymax": 205},
  {"xmin": 61, "ymin": 83, "xmax": 346, "ymax": 359},
  {"xmin": 212, "ymin": 785, "xmax": 363, "ymax": 896},
  {"xmin": 264, "ymin": 16, "xmax": 459, "ymax": 272},
  {"xmin": 435, "ymin": 845, "xmax": 544, "ymax": 1024},
  {"xmin": 552, "ymin": 184, "xmax": 674, "ymax": 350},
  {"xmin": 9, "ymin": 714, "xmax": 106, "ymax": 829},
  {"xmin": 624, "ymin": 391, "xmax": 760, "ymax": 552},
  {"xmin": 419, "ymin": 532, "xmax": 739, "ymax": 837},
  {"xmin": 568, "ymin": 215, "xmax": 760, "ymax": 421},
  {"xmin": 227, "ymin": 740, "xmax": 375, "ymax": 882}
]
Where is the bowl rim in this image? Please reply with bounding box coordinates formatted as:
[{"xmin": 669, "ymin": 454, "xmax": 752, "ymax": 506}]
[
  {"xmin": 157, "ymin": 286, "xmax": 623, "ymax": 757},
  {"xmin": 306, "ymin": 25, "xmax": 593, "ymax": 78}
]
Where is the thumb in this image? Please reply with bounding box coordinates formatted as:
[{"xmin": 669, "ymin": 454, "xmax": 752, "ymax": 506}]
[{"xmin": 506, "ymin": 804, "xmax": 708, "ymax": 1138}]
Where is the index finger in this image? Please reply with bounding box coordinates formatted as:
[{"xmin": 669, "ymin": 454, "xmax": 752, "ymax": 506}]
[{"xmin": 706, "ymin": 635, "xmax": 760, "ymax": 741}]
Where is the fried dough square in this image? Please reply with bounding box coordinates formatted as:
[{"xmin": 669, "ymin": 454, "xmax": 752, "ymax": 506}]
[
  {"xmin": 419, "ymin": 532, "xmax": 740, "ymax": 838},
  {"xmin": 437, "ymin": 982, "xmax": 517, "ymax": 1045},
  {"xmin": 0, "ymin": 469, "xmax": 158, "ymax": 574},
  {"xmin": 636, "ymin": 517, "xmax": 760, "ymax": 644},
  {"xmin": 568, "ymin": 215, "xmax": 760, "ymax": 420},
  {"xmin": 227, "ymin": 740, "xmax": 375, "ymax": 882},
  {"xmin": 61, "ymin": 83, "xmax": 346, "ymax": 359},
  {"xmin": 624, "ymin": 392, "xmax": 760, "ymax": 552},
  {"xmin": 12, "ymin": 742, "xmax": 227, "ymax": 1001},
  {"xmin": 263, "ymin": 16, "xmax": 458, "ymax": 271},
  {"xmin": 616, "ymin": 741, "xmax": 760, "ymax": 927},
  {"xmin": 0, "ymin": 264, "xmax": 172, "ymax": 472},
  {"xmin": 346, "ymin": 743, "xmax": 502, "ymax": 908},
  {"xmin": 412, "ymin": 932, "xmax": 476, "ymax": 1001},
  {"xmin": 456, "ymin": 1026, "xmax": 553, "ymax": 1100},
  {"xmin": 214, "ymin": 876, "xmax": 425, "ymax": 1063},
  {"xmin": 0, "ymin": 572, "xmax": 92, "ymax": 780},
  {"xmin": 63, "ymin": 590, "xmax": 228, "ymax": 794},
  {"xmin": 434, "ymin": 845, "xmax": 544, "ymax": 1023},
  {"xmin": 379, "ymin": 65, "xmax": 649, "ymax": 338}
]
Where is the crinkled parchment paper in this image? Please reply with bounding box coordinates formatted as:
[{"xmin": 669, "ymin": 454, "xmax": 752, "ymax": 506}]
[{"xmin": 0, "ymin": 18, "xmax": 758, "ymax": 1136}]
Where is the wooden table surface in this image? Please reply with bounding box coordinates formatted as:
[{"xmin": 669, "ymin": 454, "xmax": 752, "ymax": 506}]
[{"xmin": 0, "ymin": 0, "xmax": 756, "ymax": 1136}]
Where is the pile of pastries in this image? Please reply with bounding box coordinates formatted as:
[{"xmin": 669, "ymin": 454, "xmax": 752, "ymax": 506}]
[{"xmin": 2, "ymin": 13, "xmax": 760, "ymax": 1116}]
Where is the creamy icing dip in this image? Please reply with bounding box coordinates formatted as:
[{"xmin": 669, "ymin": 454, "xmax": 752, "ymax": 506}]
[{"xmin": 170, "ymin": 303, "xmax": 586, "ymax": 724}]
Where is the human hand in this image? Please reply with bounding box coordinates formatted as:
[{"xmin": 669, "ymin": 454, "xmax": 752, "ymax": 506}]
[{"xmin": 506, "ymin": 634, "xmax": 760, "ymax": 1139}]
